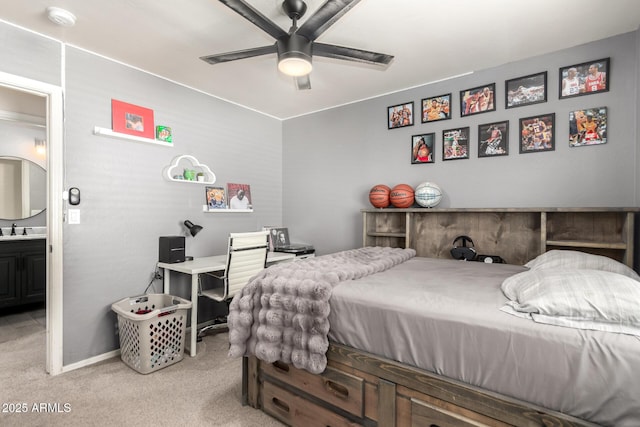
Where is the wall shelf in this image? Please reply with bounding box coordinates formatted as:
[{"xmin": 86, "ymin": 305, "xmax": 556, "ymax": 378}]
[
  {"xmin": 164, "ymin": 155, "xmax": 216, "ymax": 184},
  {"xmin": 93, "ymin": 126, "xmax": 172, "ymax": 147},
  {"xmin": 202, "ymin": 205, "xmax": 253, "ymax": 213}
]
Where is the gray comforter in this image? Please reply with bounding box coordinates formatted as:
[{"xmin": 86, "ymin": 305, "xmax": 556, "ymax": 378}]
[
  {"xmin": 328, "ymin": 257, "xmax": 640, "ymax": 427},
  {"xmin": 227, "ymin": 246, "xmax": 415, "ymax": 373}
]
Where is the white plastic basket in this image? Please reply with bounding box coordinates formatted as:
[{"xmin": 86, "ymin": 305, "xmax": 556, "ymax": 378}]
[{"xmin": 112, "ymin": 294, "xmax": 192, "ymax": 374}]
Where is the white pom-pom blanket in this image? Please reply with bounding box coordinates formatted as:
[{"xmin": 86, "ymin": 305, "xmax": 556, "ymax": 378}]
[{"xmin": 227, "ymin": 246, "xmax": 416, "ymax": 374}]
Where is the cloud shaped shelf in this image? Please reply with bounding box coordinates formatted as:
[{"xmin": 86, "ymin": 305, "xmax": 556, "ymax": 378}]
[{"xmin": 164, "ymin": 155, "xmax": 216, "ymax": 184}]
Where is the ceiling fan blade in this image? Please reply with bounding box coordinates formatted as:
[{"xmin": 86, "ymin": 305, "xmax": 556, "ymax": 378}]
[
  {"xmin": 295, "ymin": 75, "xmax": 311, "ymax": 90},
  {"xmin": 297, "ymin": 0, "xmax": 362, "ymax": 41},
  {"xmin": 200, "ymin": 45, "xmax": 277, "ymax": 64},
  {"xmin": 313, "ymin": 42, "xmax": 394, "ymax": 66},
  {"xmin": 219, "ymin": 0, "xmax": 287, "ymax": 40}
]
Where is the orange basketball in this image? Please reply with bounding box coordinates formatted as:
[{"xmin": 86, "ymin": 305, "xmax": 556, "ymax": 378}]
[
  {"xmin": 369, "ymin": 184, "xmax": 391, "ymax": 208},
  {"xmin": 390, "ymin": 184, "xmax": 415, "ymax": 208}
]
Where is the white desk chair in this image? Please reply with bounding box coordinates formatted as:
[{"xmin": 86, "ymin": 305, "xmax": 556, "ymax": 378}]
[{"xmin": 198, "ymin": 230, "xmax": 269, "ymax": 337}]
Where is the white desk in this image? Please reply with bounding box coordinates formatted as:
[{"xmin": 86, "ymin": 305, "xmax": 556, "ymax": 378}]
[{"xmin": 158, "ymin": 252, "xmax": 295, "ymax": 356}]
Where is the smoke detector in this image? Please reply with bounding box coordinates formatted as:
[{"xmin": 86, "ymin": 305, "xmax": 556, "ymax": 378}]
[{"xmin": 46, "ymin": 7, "xmax": 76, "ymax": 27}]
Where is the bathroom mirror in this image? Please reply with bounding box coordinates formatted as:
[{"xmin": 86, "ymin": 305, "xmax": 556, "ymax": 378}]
[{"xmin": 0, "ymin": 156, "xmax": 46, "ymax": 220}]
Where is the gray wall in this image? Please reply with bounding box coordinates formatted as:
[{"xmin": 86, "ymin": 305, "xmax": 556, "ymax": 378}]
[
  {"xmin": 0, "ymin": 22, "xmax": 62, "ymax": 87},
  {"xmin": 1, "ymin": 21, "xmax": 284, "ymax": 365},
  {"xmin": 61, "ymin": 48, "xmax": 282, "ymax": 363},
  {"xmin": 283, "ymin": 32, "xmax": 639, "ymax": 256}
]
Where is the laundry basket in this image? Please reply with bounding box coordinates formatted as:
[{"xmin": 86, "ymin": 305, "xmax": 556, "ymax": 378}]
[{"xmin": 112, "ymin": 294, "xmax": 192, "ymax": 374}]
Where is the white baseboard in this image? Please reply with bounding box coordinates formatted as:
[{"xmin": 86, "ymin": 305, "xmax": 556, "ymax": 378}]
[
  {"xmin": 60, "ymin": 319, "xmax": 224, "ymax": 373},
  {"xmin": 61, "ymin": 349, "xmax": 121, "ymax": 373}
]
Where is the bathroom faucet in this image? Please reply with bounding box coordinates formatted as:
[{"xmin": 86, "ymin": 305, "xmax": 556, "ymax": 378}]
[{"xmin": 11, "ymin": 223, "xmax": 17, "ymax": 236}]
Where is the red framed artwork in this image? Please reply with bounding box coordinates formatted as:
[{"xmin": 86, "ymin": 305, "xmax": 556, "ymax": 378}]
[{"xmin": 111, "ymin": 99, "xmax": 155, "ymax": 139}]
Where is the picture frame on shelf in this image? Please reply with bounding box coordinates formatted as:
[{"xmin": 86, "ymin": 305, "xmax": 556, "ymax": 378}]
[
  {"xmin": 505, "ymin": 71, "xmax": 547, "ymax": 109},
  {"xmin": 519, "ymin": 113, "xmax": 555, "ymax": 153},
  {"xmin": 442, "ymin": 127, "xmax": 470, "ymax": 160},
  {"xmin": 205, "ymin": 186, "xmax": 227, "ymax": 210},
  {"xmin": 569, "ymin": 107, "xmax": 607, "ymax": 147},
  {"xmin": 411, "ymin": 133, "xmax": 435, "ymax": 164},
  {"xmin": 388, "ymin": 101, "xmax": 414, "ymax": 129},
  {"xmin": 421, "ymin": 94, "xmax": 451, "ymax": 123},
  {"xmin": 227, "ymin": 183, "xmax": 252, "ymax": 210},
  {"xmin": 478, "ymin": 121, "xmax": 509, "ymax": 157},
  {"xmin": 111, "ymin": 99, "xmax": 155, "ymax": 139},
  {"xmin": 460, "ymin": 83, "xmax": 495, "ymax": 117},
  {"xmin": 559, "ymin": 57, "xmax": 609, "ymax": 99}
]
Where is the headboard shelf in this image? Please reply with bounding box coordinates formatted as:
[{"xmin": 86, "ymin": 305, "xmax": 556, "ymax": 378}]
[
  {"xmin": 367, "ymin": 231, "xmax": 406, "ymax": 238},
  {"xmin": 546, "ymin": 240, "xmax": 628, "ymax": 249},
  {"xmin": 362, "ymin": 207, "xmax": 638, "ymax": 267}
]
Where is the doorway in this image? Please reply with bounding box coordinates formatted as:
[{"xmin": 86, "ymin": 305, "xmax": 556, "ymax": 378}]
[{"xmin": 0, "ymin": 71, "xmax": 64, "ymax": 375}]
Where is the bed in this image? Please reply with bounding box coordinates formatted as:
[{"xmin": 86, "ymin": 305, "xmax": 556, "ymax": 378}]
[{"xmin": 229, "ymin": 210, "xmax": 640, "ymax": 427}]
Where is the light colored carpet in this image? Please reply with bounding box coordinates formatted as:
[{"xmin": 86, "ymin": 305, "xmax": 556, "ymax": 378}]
[{"xmin": 0, "ymin": 323, "xmax": 284, "ymax": 427}]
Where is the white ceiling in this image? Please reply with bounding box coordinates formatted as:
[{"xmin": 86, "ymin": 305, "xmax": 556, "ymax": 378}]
[{"xmin": 1, "ymin": 0, "xmax": 640, "ymax": 120}]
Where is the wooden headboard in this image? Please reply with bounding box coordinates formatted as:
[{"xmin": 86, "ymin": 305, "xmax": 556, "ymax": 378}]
[{"xmin": 362, "ymin": 207, "xmax": 638, "ymax": 267}]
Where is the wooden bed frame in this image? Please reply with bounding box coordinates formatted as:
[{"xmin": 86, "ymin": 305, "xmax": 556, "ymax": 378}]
[
  {"xmin": 240, "ymin": 208, "xmax": 638, "ymax": 427},
  {"xmin": 242, "ymin": 343, "xmax": 599, "ymax": 427}
]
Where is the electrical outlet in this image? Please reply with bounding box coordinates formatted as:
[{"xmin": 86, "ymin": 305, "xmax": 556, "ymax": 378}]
[{"xmin": 68, "ymin": 209, "xmax": 80, "ymax": 224}]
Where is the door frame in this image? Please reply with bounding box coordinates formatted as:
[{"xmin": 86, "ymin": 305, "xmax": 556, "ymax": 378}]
[{"xmin": 0, "ymin": 71, "xmax": 64, "ymax": 375}]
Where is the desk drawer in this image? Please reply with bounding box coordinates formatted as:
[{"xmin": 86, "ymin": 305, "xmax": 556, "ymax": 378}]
[
  {"xmin": 263, "ymin": 381, "xmax": 360, "ymax": 427},
  {"xmin": 262, "ymin": 361, "xmax": 364, "ymax": 417}
]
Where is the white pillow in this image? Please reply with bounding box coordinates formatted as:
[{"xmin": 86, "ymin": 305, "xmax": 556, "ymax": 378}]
[
  {"xmin": 524, "ymin": 250, "xmax": 640, "ymax": 281},
  {"xmin": 501, "ymin": 269, "xmax": 640, "ymax": 335}
]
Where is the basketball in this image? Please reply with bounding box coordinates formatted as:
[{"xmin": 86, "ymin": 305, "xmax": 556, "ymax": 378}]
[
  {"xmin": 414, "ymin": 182, "xmax": 443, "ymax": 208},
  {"xmin": 390, "ymin": 184, "xmax": 414, "ymax": 208},
  {"xmin": 369, "ymin": 184, "xmax": 391, "ymax": 208}
]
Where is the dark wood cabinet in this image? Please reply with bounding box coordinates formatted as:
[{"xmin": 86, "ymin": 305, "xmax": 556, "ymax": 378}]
[{"xmin": 0, "ymin": 239, "xmax": 46, "ymax": 308}]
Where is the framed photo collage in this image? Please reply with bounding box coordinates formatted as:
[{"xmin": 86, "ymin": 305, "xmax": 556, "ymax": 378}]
[{"xmin": 394, "ymin": 57, "xmax": 610, "ymax": 164}]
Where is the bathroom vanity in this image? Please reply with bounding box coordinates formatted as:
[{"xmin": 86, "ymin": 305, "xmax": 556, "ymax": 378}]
[{"xmin": 0, "ymin": 237, "xmax": 46, "ymax": 308}]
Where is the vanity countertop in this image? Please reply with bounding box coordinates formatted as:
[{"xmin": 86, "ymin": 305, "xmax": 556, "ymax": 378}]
[
  {"xmin": 0, "ymin": 226, "xmax": 46, "ymax": 241},
  {"xmin": 0, "ymin": 234, "xmax": 46, "ymax": 241}
]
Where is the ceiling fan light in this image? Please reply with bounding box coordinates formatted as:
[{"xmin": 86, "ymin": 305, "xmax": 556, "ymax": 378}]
[
  {"xmin": 277, "ymin": 33, "xmax": 313, "ymax": 77},
  {"xmin": 278, "ymin": 56, "xmax": 312, "ymax": 77}
]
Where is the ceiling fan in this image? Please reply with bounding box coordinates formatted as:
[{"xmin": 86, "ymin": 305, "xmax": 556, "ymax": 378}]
[{"xmin": 200, "ymin": 0, "xmax": 394, "ymax": 90}]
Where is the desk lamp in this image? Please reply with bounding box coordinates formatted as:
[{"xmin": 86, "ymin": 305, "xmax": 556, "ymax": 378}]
[{"xmin": 184, "ymin": 220, "xmax": 203, "ymax": 237}]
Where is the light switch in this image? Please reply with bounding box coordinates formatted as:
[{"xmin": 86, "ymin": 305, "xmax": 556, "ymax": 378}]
[{"xmin": 68, "ymin": 209, "xmax": 80, "ymax": 224}]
